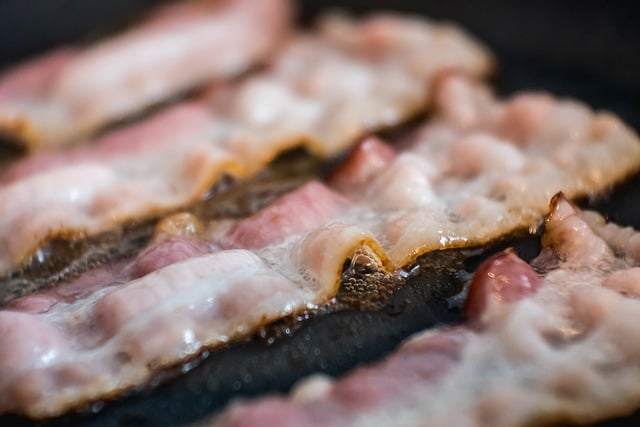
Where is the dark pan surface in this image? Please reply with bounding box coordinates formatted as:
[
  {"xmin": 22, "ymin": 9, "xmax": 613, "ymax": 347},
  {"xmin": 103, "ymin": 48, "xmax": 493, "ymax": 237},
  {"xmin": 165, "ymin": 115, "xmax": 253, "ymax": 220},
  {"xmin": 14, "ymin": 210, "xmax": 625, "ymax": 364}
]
[
  {"xmin": 0, "ymin": 231, "xmax": 544, "ymax": 427},
  {"xmin": 1, "ymin": 1, "xmax": 640, "ymax": 426}
]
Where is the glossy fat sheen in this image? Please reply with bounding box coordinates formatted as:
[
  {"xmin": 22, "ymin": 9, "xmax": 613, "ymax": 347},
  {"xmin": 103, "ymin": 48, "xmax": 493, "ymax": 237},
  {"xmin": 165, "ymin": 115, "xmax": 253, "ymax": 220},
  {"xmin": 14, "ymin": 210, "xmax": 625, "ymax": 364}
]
[
  {"xmin": 0, "ymin": 250, "xmax": 339, "ymax": 417},
  {"xmin": 5, "ymin": 65, "xmax": 640, "ymax": 415},
  {"xmin": 211, "ymin": 197, "xmax": 640, "ymax": 427},
  {"xmin": 377, "ymin": 75, "xmax": 640, "ymax": 266},
  {"xmin": 0, "ymin": 181, "xmax": 377, "ymax": 417},
  {"xmin": 268, "ymin": 73, "xmax": 640, "ymax": 269},
  {"xmin": 0, "ymin": 14, "xmax": 494, "ymax": 275},
  {"xmin": 1, "ymin": 15, "xmax": 640, "ymax": 422},
  {"xmin": 0, "ymin": 0, "xmax": 291, "ymax": 150},
  {"xmin": 3, "ymin": 66, "xmax": 640, "ymax": 416}
]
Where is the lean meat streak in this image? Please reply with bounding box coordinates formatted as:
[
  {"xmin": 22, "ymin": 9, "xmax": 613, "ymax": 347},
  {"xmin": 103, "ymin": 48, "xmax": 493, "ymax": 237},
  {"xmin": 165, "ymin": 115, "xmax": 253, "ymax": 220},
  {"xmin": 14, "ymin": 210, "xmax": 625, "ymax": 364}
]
[
  {"xmin": 2, "ymin": 4, "xmax": 640, "ymax": 423},
  {"xmin": 0, "ymin": 14, "xmax": 493, "ymax": 275},
  {"xmin": 2, "ymin": 73, "xmax": 640, "ymax": 416},
  {"xmin": 210, "ymin": 196, "xmax": 640, "ymax": 427}
]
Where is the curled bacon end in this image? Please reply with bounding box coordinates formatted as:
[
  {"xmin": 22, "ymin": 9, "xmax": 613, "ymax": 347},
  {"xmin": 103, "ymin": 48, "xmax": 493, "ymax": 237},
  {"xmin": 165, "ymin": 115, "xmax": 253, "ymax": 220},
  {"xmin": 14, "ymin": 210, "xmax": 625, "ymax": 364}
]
[
  {"xmin": 464, "ymin": 249, "xmax": 542, "ymax": 324},
  {"xmin": 328, "ymin": 136, "xmax": 396, "ymax": 194}
]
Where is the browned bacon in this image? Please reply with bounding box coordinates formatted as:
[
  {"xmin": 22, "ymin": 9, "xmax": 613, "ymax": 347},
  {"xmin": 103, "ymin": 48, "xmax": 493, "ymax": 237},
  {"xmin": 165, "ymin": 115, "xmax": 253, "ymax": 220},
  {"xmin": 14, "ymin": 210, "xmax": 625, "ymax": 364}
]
[
  {"xmin": 2, "ymin": 76, "xmax": 640, "ymax": 414},
  {"xmin": 1, "ymin": 71, "xmax": 639, "ymax": 276},
  {"xmin": 0, "ymin": 179, "xmax": 391, "ymax": 417},
  {"xmin": 209, "ymin": 195, "xmax": 640, "ymax": 427},
  {"xmin": 2, "ymin": 61, "xmax": 640, "ymax": 420},
  {"xmin": 0, "ymin": 17, "xmax": 494, "ymax": 276},
  {"xmin": 0, "ymin": 249, "xmax": 343, "ymax": 418},
  {"xmin": 210, "ymin": 249, "xmax": 542, "ymax": 427},
  {"xmin": 0, "ymin": 0, "xmax": 291, "ymax": 150}
]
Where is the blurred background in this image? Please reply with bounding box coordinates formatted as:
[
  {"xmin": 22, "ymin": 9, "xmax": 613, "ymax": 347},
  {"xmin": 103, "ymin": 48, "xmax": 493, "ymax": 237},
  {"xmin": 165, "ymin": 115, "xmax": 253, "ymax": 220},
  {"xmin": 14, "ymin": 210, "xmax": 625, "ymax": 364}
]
[
  {"xmin": 1, "ymin": 0, "xmax": 639, "ymax": 130},
  {"xmin": 1, "ymin": 0, "xmax": 639, "ymax": 90}
]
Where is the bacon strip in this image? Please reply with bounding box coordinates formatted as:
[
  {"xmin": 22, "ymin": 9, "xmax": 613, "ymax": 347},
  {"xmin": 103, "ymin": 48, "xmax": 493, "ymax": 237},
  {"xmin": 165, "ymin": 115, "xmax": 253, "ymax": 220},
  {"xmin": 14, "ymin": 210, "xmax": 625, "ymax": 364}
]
[
  {"xmin": 0, "ymin": 16, "xmax": 494, "ymax": 276},
  {"xmin": 208, "ymin": 195, "xmax": 640, "ymax": 427},
  {"xmin": 0, "ymin": 0, "xmax": 291, "ymax": 150},
  {"xmin": 3, "ymin": 70, "xmax": 640, "ymax": 414},
  {"xmin": 0, "ymin": 251, "xmax": 337, "ymax": 418},
  {"xmin": 213, "ymin": 328, "xmax": 474, "ymax": 427},
  {"xmin": 5, "ymin": 67, "xmax": 640, "ymax": 414},
  {"xmin": 464, "ymin": 249, "xmax": 542, "ymax": 325},
  {"xmin": 312, "ymin": 74, "xmax": 640, "ymax": 269},
  {"xmin": 209, "ymin": 249, "xmax": 541, "ymax": 427},
  {"xmin": 0, "ymin": 181, "xmax": 396, "ymax": 417},
  {"xmin": 376, "ymin": 74, "xmax": 640, "ymax": 267}
]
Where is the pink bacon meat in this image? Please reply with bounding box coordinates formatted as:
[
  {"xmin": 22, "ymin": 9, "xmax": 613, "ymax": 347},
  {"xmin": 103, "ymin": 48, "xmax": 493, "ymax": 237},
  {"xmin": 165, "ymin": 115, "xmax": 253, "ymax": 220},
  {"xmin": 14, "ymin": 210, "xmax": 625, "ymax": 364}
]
[
  {"xmin": 3, "ymin": 58, "xmax": 640, "ymax": 422},
  {"xmin": 0, "ymin": 0, "xmax": 291, "ymax": 150},
  {"xmin": 464, "ymin": 249, "xmax": 542, "ymax": 325},
  {"xmin": 3, "ymin": 70, "xmax": 640, "ymax": 416},
  {"xmin": 0, "ymin": 180, "xmax": 394, "ymax": 418},
  {"xmin": 210, "ymin": 195, "xmax": 640, "ymax": 426},
  {"xmin": 211, "ymin": 248, "xmax": 542, "ymax": 427},
  {"xmin": 0, "ymin": 16, "xmax": 494, "ymax": 276},
  {"xmin": 5, "ymin": 85, "xmax": 639, "ymax": 415},
  {"xmin": 0, "ymin": 250, "xmax": 336, "ymax": 418}
]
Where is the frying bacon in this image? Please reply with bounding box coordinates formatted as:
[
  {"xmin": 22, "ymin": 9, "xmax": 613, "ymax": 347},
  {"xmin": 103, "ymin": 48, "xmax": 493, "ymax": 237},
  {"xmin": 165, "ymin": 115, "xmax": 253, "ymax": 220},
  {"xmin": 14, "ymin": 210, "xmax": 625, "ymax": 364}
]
[
  {"xmin": 464, "ymin": 249, "xmax": 542, "ymax": 325},
  {"xmin": 2, "ymin": 72, "xmax": 639, "ymax": 276},
  {"xmin": 0, "ymin": 251, "xmax": 338, "ymax": 418},
  {"xmin": 0, "ymin": 0, "xmax": 291, "ymax": 150},
  {"xmin": 212, "ymin": 328, "xmax": 473, "ymax": 427},
  {"xmin": 25, "ymin": 68, "xmax": 637, "ymax": 288},
  {"xmin": 3, "ymin": 72, "xmax": 640, "ymax": 414},
  {"xmin": 4, "ymin": 69, "xmax": 640, "ymax": 414},
  {"xmin": 208, "ymin": 195, "xmax": 640, "ymax": 427},
  {"xmin": 0, "ymin": 180, "xmax": 395, "ymax": 417},
  {"xmin": 209, "ymin": 249, "xmax": 541, "ymax": 427},
  {"xmin": 0, "ymin": 15, "xmax": 494, "ymax": 276},
  {"xmin": 1, "ymin": 24, "xmax": 639, "ymax": 420},
  {"xmin": 221, "ymin": 181, "xmax": 349, "ymax": 250},
  {"xmin": 328, "ymin": 136, "xmax": 397, "ymax": 193}
]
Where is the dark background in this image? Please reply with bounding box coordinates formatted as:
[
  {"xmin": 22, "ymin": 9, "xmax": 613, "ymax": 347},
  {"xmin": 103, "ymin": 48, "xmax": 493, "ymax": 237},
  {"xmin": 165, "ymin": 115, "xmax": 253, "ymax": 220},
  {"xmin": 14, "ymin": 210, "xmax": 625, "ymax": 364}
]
[
  {"xmin": 302, "ymin": 1, "xmax": 640, "ymax": 93},
  {"xmin": 0, "ymin": 1, "xmax": 638, "ymax": 89},
  {"xmin": 2, "ymin": 0, "xmax": 639, "ymax": 127}
]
